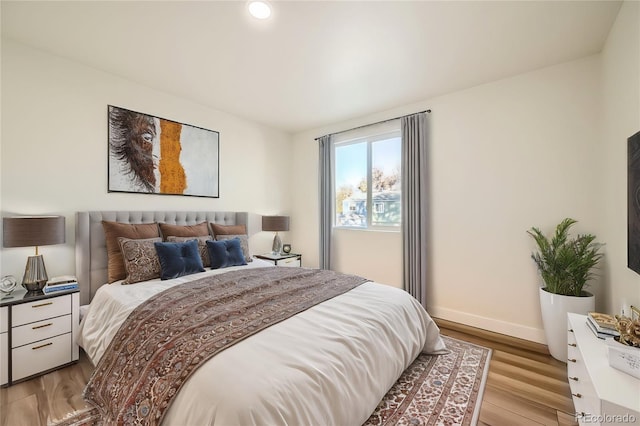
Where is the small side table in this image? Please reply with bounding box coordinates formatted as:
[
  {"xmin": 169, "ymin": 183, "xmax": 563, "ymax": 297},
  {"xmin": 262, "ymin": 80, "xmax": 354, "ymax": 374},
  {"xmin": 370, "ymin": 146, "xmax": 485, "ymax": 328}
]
[
  {"xmin": 255, "ymin": 253, "xmax": 302, "ymax": 267},
  {"xmin": 0, "ymin": 287, "xmax": 80, "ymax": 386}
]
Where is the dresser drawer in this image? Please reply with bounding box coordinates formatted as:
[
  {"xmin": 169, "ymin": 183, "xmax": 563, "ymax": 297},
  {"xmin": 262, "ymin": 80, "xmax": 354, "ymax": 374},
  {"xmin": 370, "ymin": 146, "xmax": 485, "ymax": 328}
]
[
  {"xmin": 11, "ymin": 314, "xmax": 71, "ymax": 348},
  {"xmin": 278, "ymin": 257, "xmax": 301, "ymax": 267},
  {"xmin": 12, "ymin": 294, "xmax": 71, "ymax": 327},
  {"xmin": 567, "ymin": 325, "xmax": 601, "ymax": 424},
  {"xmin": 568, "ymin": 362, "xmax": 600, "ymax": 422},
  {"xmin": 12, "ymin": 333, "xmax": 72, "ymax": 381}
]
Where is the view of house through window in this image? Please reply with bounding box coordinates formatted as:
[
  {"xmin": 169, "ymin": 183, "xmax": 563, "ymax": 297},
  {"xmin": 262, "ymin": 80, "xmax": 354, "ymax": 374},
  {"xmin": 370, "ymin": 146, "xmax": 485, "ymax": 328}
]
[{"xmin": 334, "ymin": 130, "xmax": 402, "ymax": 229}]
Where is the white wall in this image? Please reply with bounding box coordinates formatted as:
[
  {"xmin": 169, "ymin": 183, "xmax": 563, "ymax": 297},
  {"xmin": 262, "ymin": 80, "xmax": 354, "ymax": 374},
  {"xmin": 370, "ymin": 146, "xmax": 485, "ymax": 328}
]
[
  {"xmin": 600, "ymin": 1, "xmax": 640, "ymax": 316},
  {"xmin": 293, "ymin": 54, "xmax": 603, "ymax": 343},
  {"xmin": 0, "ymin": 40, "xmax": 293, "ymax": 280}
]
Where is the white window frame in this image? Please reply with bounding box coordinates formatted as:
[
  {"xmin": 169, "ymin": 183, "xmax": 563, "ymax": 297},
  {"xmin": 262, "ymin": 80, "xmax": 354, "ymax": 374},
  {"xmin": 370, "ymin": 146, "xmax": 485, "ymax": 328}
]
[{"xmin": 331, "ymin": 123, "xmax": 401, "ymax": 231}]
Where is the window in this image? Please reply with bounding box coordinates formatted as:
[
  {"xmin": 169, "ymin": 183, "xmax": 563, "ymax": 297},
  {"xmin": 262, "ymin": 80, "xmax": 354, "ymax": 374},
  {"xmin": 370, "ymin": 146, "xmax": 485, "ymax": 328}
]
[{"xmin": 333, "ymin": 127, "xmax": 401, "ymax": 229}]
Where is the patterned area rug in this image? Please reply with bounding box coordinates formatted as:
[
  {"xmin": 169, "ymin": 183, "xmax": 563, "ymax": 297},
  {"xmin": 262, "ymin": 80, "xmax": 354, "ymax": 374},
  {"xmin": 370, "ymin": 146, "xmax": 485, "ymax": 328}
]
[
  {"xmin": 364, "ymin": 336, "xmax": 491, "ymax": 425},
  {"xmin": 51, "ymin": 335, "xmax": 491, "ymax": 426}
]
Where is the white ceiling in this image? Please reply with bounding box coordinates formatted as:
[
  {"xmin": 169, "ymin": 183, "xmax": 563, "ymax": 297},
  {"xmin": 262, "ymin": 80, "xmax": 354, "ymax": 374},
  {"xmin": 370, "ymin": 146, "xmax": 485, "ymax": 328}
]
[{"xmin": 1, "ymin": 1, "xmax": 622, "ymax": 133}]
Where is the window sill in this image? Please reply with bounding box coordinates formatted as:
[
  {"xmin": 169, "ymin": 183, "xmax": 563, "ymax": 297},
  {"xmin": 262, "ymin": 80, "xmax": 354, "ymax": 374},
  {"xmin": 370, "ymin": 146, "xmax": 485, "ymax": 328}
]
[{"xmin": 333, "ymin": 226, "xmax": 400, "ymax": 234}]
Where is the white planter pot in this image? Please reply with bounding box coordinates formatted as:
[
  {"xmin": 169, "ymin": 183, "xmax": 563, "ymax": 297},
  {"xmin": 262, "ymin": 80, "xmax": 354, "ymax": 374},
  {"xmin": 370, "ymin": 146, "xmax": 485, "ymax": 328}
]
[{"xmin": 539, "ymin": 287, "xmax": 595, "ymax": 362}]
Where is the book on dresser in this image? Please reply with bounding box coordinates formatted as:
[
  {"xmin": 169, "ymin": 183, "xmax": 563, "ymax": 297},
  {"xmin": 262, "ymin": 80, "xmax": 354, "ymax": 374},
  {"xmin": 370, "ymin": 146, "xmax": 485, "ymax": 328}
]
[
  {"xmin": 586, "ymin": 318, "xmax": 617, "ymax": 339},
  {"xmin": 586, "ymin": 311, "xmax": 620, "ymax": 338}
]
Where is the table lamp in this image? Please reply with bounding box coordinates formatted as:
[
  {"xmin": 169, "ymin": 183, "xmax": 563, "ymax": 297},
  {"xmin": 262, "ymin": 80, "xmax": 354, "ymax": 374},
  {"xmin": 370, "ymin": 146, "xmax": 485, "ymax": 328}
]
[
  {"xmin": 262, "ymin": 215, "xmax": 289, "ymax": 255},
  {"xmin": 3, "ymin": 215, "xmax": 65, "ymax": 291}
]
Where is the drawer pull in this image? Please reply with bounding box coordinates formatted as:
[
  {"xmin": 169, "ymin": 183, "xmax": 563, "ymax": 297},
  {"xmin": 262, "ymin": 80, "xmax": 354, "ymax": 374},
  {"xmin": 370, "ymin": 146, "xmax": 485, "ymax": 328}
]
[
  {"xmin": 569, "ymin": 376, "xmax": 579, "ymax": 381},
  {"xmin": 32, "ymin": 342, "xmax": 53, "ymax": 350},
  {"xmin": 572, "ymin": 392, "xmax": 582, "ymax": 398},
  {"xmin": 568, "ymin": 343, "xmax": 577, "ymax": 347},
  {"xmin": 568, "ymin": 358, "xmax": 577, "ymax": 363},
  {"xmin": 568, "ymin": 329, "xmax": 574, "ymax": 333},
  {"xmin": 32, "ymin": 322, "xmax": 53, "ymax": 330},
  {"xmin": 31, "ymin": 302, "xmax": 53, "ymax": 308}
]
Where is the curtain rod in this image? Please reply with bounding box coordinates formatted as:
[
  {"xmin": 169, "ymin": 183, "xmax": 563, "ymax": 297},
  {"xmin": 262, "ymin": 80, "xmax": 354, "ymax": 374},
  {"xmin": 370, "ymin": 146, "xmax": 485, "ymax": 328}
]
[{"xmin": 314, "ymin": 109, "xmax": 431, "ymax": 141}]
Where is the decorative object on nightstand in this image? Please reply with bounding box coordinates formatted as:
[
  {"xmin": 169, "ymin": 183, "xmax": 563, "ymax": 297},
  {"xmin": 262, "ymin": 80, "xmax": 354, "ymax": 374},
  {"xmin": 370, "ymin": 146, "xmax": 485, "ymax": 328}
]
[
  {"xmin": 282, "ymin": 244, "xmax": 292, "ymax": 254},
  {"xmin": 43, "ymin": 275, "xmax": 79, "ymax": 294},
  {"xmin": 527, "ymin": 218, "xmax": 603, "ymax": 361},
  {"xmin": 0, "ymin": 276, "xmax": 17, "ymax": 294},
  {"xmin": 262, "ymin": 215, "xmax": 289, "ymax": 255},
  {"xmin": 2, "ymin": 216, "xmax": 66, "ymax": 292}
]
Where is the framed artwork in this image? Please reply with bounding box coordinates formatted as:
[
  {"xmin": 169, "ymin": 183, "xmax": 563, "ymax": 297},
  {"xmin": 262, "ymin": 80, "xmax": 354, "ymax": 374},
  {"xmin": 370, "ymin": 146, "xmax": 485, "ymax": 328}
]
[
  {"xmin": 108, "ymin": 105, "xmax": 219, "ymax": 198},
  {"xmin": 628, "ymin": 130, "xmax": 640, "ymax": 274}
]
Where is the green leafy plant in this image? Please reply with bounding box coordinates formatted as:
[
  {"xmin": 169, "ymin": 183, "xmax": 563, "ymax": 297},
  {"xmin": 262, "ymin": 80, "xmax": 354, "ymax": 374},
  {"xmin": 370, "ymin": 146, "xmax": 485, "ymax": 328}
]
[{"xmin": 527, "ymin": 218, "xmax": 604, "ymax": 296}]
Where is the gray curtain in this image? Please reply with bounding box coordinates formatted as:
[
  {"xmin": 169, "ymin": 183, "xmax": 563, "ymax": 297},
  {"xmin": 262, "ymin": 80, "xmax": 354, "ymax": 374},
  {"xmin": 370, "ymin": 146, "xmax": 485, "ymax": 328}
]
[
  {"xmin": 318, "ymin": 135, "xmax": 332, "ymax": 270},
  {"xmin": 401, "ymin": 112, "xmax": 429, "ymax": 307}
]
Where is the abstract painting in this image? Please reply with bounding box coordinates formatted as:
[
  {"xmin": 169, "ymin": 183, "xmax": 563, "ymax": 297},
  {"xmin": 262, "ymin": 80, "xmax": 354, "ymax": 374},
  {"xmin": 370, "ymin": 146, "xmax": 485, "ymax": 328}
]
[
  {"xmin": 628, "ymin": 130, "xmax": 640, "ymax": 274},
  {"xmin": 108, "ymin": 105, "xmax": 219, "ymax": 198}
]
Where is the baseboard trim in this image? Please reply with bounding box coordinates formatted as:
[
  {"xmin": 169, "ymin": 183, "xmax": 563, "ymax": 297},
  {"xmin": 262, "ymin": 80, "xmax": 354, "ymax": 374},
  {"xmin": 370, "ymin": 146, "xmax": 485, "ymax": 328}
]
[
  {"xmin": 427, "ymin": 306, "xmax": 546, "ymax": 344},
  {"xmin": 433, "ymin": 317, "xmax": 551, "ymax": 355}
]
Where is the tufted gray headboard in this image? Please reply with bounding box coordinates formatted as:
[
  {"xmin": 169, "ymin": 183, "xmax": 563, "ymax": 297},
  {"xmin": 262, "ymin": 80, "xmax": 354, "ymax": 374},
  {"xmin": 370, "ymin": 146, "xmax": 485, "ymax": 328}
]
[{"xmin": 75, "ymin": 211, "xmax": 248, "ymax": 305}]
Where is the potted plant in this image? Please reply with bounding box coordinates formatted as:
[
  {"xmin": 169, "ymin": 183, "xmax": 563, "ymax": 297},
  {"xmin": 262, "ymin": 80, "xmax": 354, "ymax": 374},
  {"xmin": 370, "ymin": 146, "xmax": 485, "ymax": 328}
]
[{"xmin": 527, "ymin": 218, "xmax": 604, "ymax": 361}]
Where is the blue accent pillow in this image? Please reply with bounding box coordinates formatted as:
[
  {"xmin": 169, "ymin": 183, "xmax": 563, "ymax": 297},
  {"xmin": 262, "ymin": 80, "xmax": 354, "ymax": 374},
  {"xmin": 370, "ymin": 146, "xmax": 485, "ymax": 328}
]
[
  {"xmin": 206, "ymin": 238, "xmax": 248, "ymax": 269},
  {"xmin": 154, "ymin": 239, "xmax": 205, "ymax": 280}
]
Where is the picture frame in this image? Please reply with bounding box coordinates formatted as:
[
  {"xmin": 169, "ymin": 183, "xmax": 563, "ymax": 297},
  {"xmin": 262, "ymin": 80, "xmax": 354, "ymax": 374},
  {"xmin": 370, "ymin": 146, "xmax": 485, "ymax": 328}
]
[
  {"xmin": 282, "ymin": 244, "xmax": 292, "ymax": 254},
  {"xmin": 628, "ymin": 130, "xmax": 640, "ymax": 275},
  {"xmin": 108, "ymin": 105, "xmax": 220, "ymax": 198}
]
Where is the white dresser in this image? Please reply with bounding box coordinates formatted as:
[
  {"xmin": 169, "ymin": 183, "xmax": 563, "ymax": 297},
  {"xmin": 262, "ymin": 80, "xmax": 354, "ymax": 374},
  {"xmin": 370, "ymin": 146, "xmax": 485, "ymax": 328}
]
[
  {"xmin": 0, "ymin": 288, "xmax": 79, "ymax": 386},
  {"xmin": 567, "ymin": 313, "xmax": 640, "ymax": 425}
]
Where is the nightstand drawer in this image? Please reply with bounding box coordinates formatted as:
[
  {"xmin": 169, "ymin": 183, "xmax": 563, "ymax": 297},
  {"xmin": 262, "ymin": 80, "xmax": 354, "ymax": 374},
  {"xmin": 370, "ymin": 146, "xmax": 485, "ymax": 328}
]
[
  {"xmin": 12, "ymin": 314, "xmax": 71, "ymax": 348},
  {"xmin": 278, "ymin": 257, "xmax": 301, "ymax": 267},
  {"xmin": 0, "ymin": 306, "xmax": 7, "ymax": 333},
  {"xmin": 12, "ymin": 333, "xmax": 72, "ymax": 381},
  {"xmin": 0, "ymin": 332, "xmax": 7, "ymax": 386},
  {"xmin": 12, "ymin": 294, "xmax": 71, "ymax": 327}
]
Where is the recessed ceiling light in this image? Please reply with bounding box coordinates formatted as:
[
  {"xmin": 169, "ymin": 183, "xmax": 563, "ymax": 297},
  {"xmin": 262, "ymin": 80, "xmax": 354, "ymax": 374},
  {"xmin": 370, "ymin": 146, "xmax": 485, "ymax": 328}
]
[{"xmin": 248, "ymin": 1, "xmax": 271, "ymax": 20}]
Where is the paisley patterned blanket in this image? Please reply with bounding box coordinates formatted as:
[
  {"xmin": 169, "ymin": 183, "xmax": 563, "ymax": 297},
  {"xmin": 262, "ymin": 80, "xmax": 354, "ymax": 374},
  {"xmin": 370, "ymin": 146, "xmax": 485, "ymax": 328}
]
[{"xmin": 83, "ymin": 267, "xmax": 367, "ymax": 425}]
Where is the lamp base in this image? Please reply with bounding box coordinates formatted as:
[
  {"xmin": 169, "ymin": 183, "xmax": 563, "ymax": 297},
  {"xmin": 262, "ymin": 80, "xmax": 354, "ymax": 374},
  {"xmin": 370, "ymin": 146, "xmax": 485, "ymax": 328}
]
[
  {"xmin": 22, "ymin": 254, "xmax": 48, "ymax": 292},
  {"xmin": 272, "ymin": 232, "xmax": 282, "ymax": 255}
]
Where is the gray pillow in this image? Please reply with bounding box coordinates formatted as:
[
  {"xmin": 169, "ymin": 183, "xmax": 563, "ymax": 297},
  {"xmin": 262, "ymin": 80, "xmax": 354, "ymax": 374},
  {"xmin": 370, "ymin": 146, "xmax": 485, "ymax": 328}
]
[
  {"xmin": 166, "ymin": 235, "xmax": 213, "ymax": 267},
  {"xmin": 215, "ymin": 234, "xmax": 253, "ymax": 262}
]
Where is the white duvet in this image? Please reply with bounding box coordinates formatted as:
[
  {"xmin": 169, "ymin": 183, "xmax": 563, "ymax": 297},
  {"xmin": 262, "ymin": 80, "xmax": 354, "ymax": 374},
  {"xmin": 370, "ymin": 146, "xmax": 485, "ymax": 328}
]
[{"xmin": 77, "ymin": 260, "xmax": 447, "ymax": 426}]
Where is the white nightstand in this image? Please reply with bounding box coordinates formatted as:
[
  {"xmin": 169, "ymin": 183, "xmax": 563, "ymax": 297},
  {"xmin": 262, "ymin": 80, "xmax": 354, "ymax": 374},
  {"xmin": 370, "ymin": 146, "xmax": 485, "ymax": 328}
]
[
  {"xmin": 567, "ymin": 313, "xmax": 640, "ymax": 425},
  {"xmin": 0, "ymin": 287, "xmax": 79, "ymax": 386},
  {"xmin": 255, "ymin": 253, "xmax": 302, "ymax": 267}
]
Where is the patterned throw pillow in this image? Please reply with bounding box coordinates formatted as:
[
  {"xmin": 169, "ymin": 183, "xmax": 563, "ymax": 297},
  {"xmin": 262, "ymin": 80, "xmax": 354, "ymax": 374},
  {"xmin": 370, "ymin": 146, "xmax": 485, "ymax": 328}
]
[
  {"xmin": 166, "ymin": 235, "xmax": 212, "ymax": 267},
  {"xmin": 215, "ymin": 234, "xmax": 253, "ymax": 263},
  {"xmin": 206, "ymin": 238, "xmax": 247, "ymax": 269},
  {"xmin": 154, "ymin": 240, "xmax": 205, "ymax": 280},
  {"xmin": 118, "ymin": 237, "xmax": 162, "ymax": 284}
]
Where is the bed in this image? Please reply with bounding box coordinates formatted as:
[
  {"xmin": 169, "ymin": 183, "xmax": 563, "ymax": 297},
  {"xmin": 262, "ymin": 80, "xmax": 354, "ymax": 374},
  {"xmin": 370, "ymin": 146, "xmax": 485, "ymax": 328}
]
[{"xmin": 75, "ymin": 210, "xmax": 447, "ymax": 425}]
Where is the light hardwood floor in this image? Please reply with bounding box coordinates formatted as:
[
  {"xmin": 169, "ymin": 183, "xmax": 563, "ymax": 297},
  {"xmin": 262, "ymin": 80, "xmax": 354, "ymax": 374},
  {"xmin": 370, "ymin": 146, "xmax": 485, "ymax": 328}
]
[
  {"xmin": 0, "ymin": 319, "xmax": 577, "ymax": 426},
  {"xmin": 436, "ymin": 318, "xmax": 578, "ymax": 426}
]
